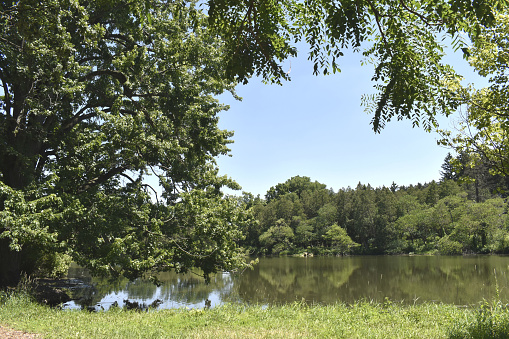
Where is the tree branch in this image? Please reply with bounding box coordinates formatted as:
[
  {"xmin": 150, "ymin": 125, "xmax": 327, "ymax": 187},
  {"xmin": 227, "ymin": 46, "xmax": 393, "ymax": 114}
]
[
  {"xmin": 104, "ymin": 33, "xmax": 135, "ymax": 48},
  {"xmin": 79, "ymin": 70, "xmax": 128, "ymax": 84},
  {"xmin": 103, "ymin": 107, "xmax": 138, "ymax": 116},
  {"xmin": 398, "ymin": 0, "xmax": 443, "ymax": 27},
  {"xmin": 76, "ymin": 166, "xmax": 127, "ymax": 194},
  {"xmin": 0, "ymin": 68, "xmax": 12, "ymax": 117},
  {"xmin": 365, "ymin": 0, "xmax": 389, "ymax": 51},
  {"xmin": 61, "ymin": 108, "xmax": 97, "ymax": 133}
]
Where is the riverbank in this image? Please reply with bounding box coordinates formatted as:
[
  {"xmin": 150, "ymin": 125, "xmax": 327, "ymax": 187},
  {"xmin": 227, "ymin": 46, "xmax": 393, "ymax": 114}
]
[{"xmin": 1, "ymin": 293, "xmax": 508, "ymax": 338}]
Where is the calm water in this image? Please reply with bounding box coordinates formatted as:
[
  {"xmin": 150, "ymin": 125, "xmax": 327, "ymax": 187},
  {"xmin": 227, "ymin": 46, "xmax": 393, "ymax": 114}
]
[{"xmin": 63, "ymin": 256, "xmax": 509, "ymax": 310}]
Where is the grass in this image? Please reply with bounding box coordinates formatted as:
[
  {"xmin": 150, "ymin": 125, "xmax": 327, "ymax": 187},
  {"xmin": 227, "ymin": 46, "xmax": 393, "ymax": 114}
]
[
  {"xmin": 448, "ymin": 300, "xmax": 509, "ymax": 339},
  {"xmin": 1, "ymin": 290, "xmax": 495, "ymax": 339}
]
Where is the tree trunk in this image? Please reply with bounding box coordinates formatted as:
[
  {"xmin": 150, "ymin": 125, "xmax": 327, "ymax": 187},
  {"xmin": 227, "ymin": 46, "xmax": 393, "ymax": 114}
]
[
  {"xmin": 0, "ymin": 238, "xmax": 22, "ymax": 287},
  {"xmin": 0, "ymin": 237, "xmax": 40, "ymax": 287}
]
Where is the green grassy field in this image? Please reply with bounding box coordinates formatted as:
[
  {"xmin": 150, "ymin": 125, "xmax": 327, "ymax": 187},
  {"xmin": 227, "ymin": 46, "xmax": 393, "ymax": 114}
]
[{"xmin": 1, "ymin": 292, "xmax": 508, "ymax": 338}]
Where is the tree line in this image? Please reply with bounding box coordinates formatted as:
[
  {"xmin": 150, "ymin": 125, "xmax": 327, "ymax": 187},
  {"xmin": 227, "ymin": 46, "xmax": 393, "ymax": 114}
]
[{"xmin": 237, "ymin": 153, "xmax": 509, "ymax": 256}]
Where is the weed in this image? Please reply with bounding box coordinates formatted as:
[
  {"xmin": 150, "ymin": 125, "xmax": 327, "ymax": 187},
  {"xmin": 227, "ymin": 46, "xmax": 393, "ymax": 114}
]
[{"xmin": 449, "ymin": 300, "xmax": 509, "ymax": 339}]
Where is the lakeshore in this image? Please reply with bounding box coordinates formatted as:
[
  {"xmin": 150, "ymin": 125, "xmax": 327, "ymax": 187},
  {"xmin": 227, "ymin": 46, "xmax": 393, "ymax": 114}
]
[{"xmin": 2, "ymin": 292, "xmax": 508, "ymax": 338}]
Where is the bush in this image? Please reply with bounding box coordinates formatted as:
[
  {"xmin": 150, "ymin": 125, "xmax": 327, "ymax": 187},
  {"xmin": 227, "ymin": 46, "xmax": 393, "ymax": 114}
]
[
  {"xmin": 34, "ymin": 252, "xmax": 72, "ymax": 278},
  {"xmin": 438, "ymin": 236, "xmax": 463, "ymax": 255}
]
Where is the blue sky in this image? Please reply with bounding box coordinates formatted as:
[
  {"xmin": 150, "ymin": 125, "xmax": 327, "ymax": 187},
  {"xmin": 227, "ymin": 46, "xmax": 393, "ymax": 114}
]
[{"xmin": 216, "ymin": 45, "xmax": 486, "ymax": 198}]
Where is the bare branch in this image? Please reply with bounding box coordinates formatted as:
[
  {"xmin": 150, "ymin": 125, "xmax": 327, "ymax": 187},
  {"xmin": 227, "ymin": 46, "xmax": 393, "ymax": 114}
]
[
  {"xmin": 61, "ymin": 105, "xmax": 97, "ymax": 132},
  {"xmin": 104, "ymin": 33, "xmax": 135, "ymax": 47},
  {"xmin": 103, "ymin": 107, "xmax": 138, "ymax": 116},
  {"xmin": 170, "ymin": 238, "xmax": 216, "ymax": 259},
  {"xmin": 142, "ymin": 183, "xmax": 160, "ymax": 205}
]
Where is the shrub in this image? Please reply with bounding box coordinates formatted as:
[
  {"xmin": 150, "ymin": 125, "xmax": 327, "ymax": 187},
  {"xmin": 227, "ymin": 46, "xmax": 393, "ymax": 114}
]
[
  {"xmin": 33, "ymin": 252, "xmax": 72, "ymax": 279},
  {"xmin": 438, "ymin": 236, "xmax": 463, "ymax": 255}
]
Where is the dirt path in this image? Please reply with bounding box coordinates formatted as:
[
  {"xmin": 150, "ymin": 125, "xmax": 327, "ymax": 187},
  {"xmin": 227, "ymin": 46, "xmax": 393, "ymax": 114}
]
[{"xmin": 0, "ymin": 325, "xmax": 41, "ymax": 338}]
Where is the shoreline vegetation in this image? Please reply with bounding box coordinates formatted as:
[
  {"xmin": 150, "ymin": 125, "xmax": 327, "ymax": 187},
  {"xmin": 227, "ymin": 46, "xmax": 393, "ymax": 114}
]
[
  {"xmin": 1, "ymin": 291, "xmax": 509, "ymax": 338},
  {"xmin": 238, "ymin": 165, "xmax": 509, "ymax": 258}
]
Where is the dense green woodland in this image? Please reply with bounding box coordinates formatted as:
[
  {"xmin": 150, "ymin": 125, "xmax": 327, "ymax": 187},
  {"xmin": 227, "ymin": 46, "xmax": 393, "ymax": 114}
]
[{"xmin": 237, "ymin": 154, "xmax": 509, "ymax": 256}]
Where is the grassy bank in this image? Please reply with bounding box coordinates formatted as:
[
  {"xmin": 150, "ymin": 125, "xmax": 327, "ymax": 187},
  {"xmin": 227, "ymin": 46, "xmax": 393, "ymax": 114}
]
[{"xmin": 1, "ymin": 293, "xmax": 508, "ymax": 338}]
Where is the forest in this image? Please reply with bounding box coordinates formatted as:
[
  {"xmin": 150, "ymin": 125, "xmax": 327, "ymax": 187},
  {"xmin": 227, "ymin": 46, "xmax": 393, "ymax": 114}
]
[{"xmin": 237, "ymin": 153, "xmax": 509, "ymax": 256}]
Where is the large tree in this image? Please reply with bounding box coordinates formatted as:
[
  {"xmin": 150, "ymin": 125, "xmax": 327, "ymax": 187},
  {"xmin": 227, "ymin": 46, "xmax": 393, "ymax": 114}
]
[{"xmin": 0, "ymin": 0, "xmax": 250, "ymax": 286}]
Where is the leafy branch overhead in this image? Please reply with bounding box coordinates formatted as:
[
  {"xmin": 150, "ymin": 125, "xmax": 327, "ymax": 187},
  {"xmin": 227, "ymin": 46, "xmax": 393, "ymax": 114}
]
[
  {"xmin": 207, "ymin": 0, "xmax": 507, "ymax": 131},
  {"xmin": 438, "ymin": 13, "xmax": 509, "ymax": 178}
]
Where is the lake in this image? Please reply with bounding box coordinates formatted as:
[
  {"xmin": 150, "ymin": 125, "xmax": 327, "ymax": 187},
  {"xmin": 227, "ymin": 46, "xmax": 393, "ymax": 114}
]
[{"xmin": 63, "ymin": 255, "xmax": 509, "ymax": 310}]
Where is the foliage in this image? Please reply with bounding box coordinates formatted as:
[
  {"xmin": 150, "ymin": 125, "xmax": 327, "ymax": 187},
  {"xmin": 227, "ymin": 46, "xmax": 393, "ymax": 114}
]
[
  {"xmin": 259, "ymin": 219, "xmax": 295, "ymax": 254},
  {"xmin": 323, "ymin": 223, "xmax": 359, "ymax": 255},
  {"xmin": 437, "ymin": 235, "xmax": 463, "ymax": 255},
  {"xmin": 265, "ymin": 176, "xmax": 327, "ymax": 202},
  {"xmin": 2, "ymin": 0, "xmax": 509, "ymax": 288},
  {"xmin": 439, "ymin": 14, "xmax": 509, "ymax": 181},
  {"xmin": 0, "ymin": 0, "xmax": 250, "ymax": 285},
  {"xmin": 247, "ymin": 166, "xmax": 509, "ymax": 256},
  {"xmin": 34, "ymin": 253, "xmax": 72, "ymax": 279},
  {"xmin": 208, "ymin": 0, "xmax": 508, "ymax": 132}
]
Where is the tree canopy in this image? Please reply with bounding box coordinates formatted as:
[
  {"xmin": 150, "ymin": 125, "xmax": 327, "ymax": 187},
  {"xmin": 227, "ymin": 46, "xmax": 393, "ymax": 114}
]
[
  {"xmin": 244, "ymin": 170, "xmax": 509, "ymax": 256},
  {"xmin": 207, "ymin": 0, "xmax": 507, "ymax": 131},
  {"xmin": 0, "ymin": 0, "xmax": 250, "ymax": 286},
  {"xmin": 439, "ymin": 13, "xmax": 509, "ymax": 179}
]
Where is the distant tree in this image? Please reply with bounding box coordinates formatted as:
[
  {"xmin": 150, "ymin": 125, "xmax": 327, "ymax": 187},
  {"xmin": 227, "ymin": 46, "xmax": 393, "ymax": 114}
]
[
  {"xmin": 372, "ymin": 187, "xmax": 397, "ymax": 250},
  {"xmin": 323, "ymin": 224, "xmax": 359, "ymax": 255},
  {"xmin": 395, "ymin": 194, "xmax": 422, "ymax": 218},
  {"xmin": 438, "ymin": 180, "xmax": 462, "ymax": 199},
  {"xmin": 424, "ymin": 181, "xmax": 440, "ymax": 206},
  {"xmin": 295, "ymin": 220, "xmax": 315, "ymax": 248},
  {"xmin": 314, "ymin": 203, "xmax": 338, "ymax": 239},
  {"xmin": 301, "ymin": 188, "xmax": 332, "ymax": 219},
  {"xmin": 333, "ymin": 189, "xmax": 352, "ymax": 228},
  {"xmin": 389, "ymin": 209, "xmax": 432, "ymax": 252},
  {"xmin": 449, "ymin": 198, "xmax": 507, "ymax": 253},
  {"xmin": 390, "ymin": 182, "xmax": 399, "ymax": 193},
  {"xmin": 265, "ymin": 176, "xmax": 326, "ymax": 202},
  {"xmin": 440, "ymin": 153, "xmax": 459, "ymax": 181},
  {"xmin": 259, "ymin": 219, "xmax": 295, "ymax": 254},
  {"xmin": 346, "ymin": 183, "xmax": 377, "ymax": 252}
]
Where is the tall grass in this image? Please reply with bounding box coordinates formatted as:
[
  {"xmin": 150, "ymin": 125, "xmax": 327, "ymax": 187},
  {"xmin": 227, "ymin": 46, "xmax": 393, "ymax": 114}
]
[
  {"xmin": 448, "ymin": 269, "xmax": 509, "ymax": 339},
  {"xmin": 0, "ymin": 295, "xmax": 470, "ymax": 338},
  {"xmin": 448, "ymin": 300, "xmax": 509, "ymax": 339}
]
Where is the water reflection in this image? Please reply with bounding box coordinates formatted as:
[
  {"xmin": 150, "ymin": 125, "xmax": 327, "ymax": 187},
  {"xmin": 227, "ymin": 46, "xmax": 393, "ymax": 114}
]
[
  {"xmin": 64, "ymin": 266, "xmax": 234, "ymax": 310},
  {"xmin": 63, "ymin": 256, "xmax": 509, "ymax": 310}
]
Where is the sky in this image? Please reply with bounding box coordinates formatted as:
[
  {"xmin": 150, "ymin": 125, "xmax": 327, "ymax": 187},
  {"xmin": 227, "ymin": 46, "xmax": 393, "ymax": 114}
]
[{"xmin": 215, "ymin": 44, "xmax": 488, "ymax": 198}]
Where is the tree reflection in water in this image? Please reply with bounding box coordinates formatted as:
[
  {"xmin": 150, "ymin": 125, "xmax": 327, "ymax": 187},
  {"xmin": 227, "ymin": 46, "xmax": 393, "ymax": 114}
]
[
  {"xmin": 64, "ymin": 256, "xmax": 509, "ymax": 310},
  {"xmin": 64, "ymin": 265, "xmax": 235, "ymax": 310}
]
